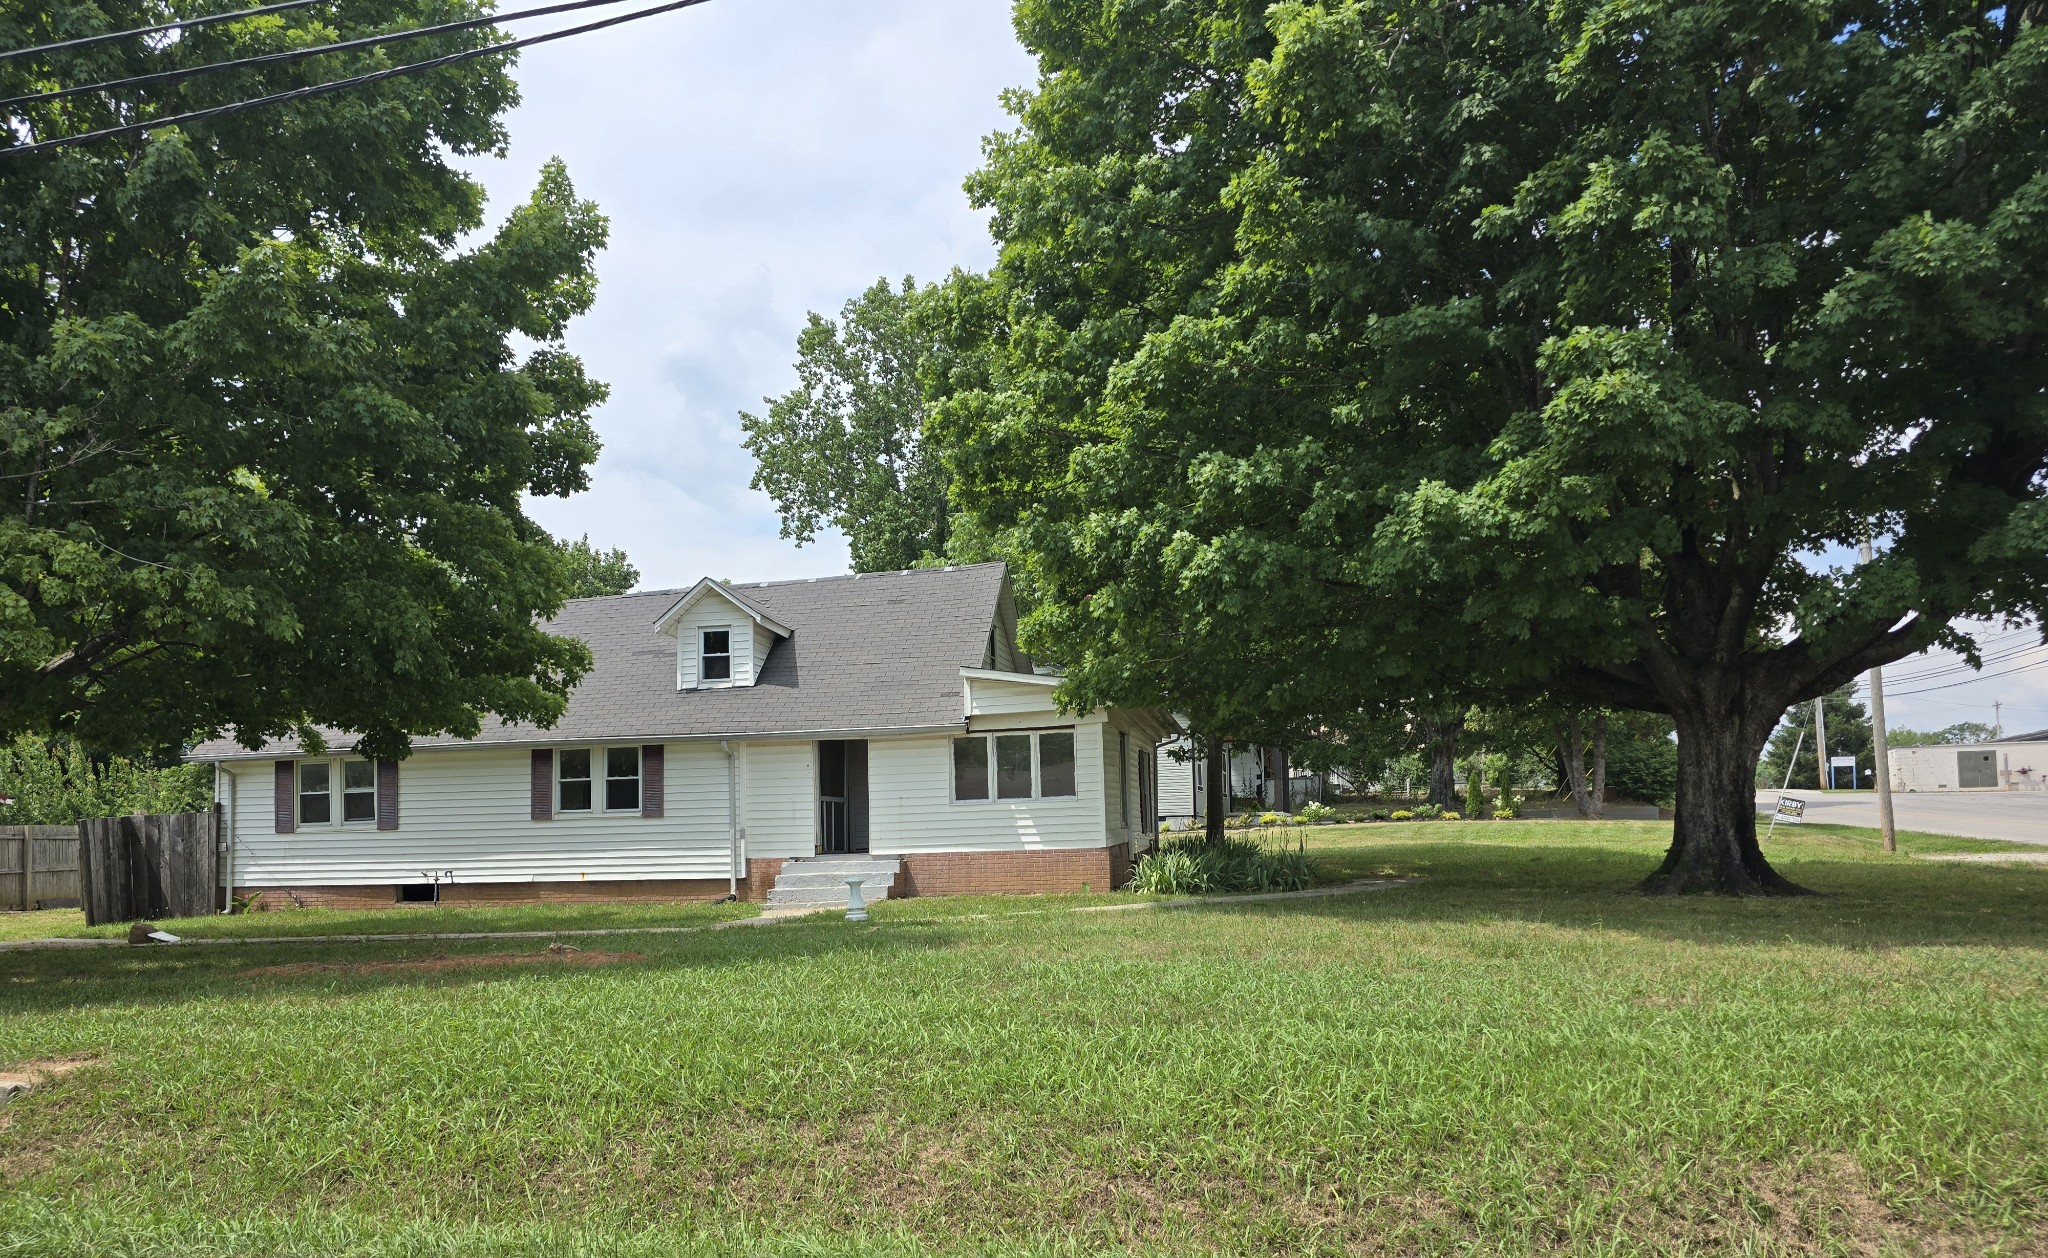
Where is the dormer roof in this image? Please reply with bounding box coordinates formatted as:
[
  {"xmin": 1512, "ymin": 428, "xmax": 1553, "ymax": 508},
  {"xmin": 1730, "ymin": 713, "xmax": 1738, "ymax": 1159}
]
[{"xmin": 651, "ymin": 578, "xmax": 793, "ymax": 640}]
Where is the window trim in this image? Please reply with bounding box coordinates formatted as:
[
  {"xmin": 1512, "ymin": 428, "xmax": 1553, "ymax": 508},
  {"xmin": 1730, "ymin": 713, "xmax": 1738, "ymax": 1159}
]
[
  {"xmin": 555, "ymin": 746, "xmax": 645, "ymax": 815},
  {"xmin": 951, "ymin": 728, "xmax": 1080, "ymax": 804},
  {"xmin": 295, "ymin": 757, "xmax": 378, "ymax": 829},
  {"xmin": 699, "ymin": 626, "xmax": 734, "ymax": 686}
]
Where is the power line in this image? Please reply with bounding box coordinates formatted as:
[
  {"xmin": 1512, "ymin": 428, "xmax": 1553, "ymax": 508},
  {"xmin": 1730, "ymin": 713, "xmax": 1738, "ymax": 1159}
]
[
  {"xmin": 3, "ymin": 0, "xmax": 646, "ymax": 111},
  {"xmin": 1883, "ymin": 656, "xmax": 2048, "ymax": 698},
  {"xmin": 0, "ymin": 0, "xmax": 331, "ymax": 63},
  {"xmin": 0, "ymin": 0, "xmax": 711, "ymax": 160},
  {"xmin": 1884, "ymin": 639, "xmax": 2047, "ymax": 685}
]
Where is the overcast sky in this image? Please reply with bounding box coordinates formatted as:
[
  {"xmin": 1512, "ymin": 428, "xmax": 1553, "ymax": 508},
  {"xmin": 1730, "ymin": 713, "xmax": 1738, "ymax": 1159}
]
[{"xmin": 461, "ymin": 0, "xmax": 2044, "ymax": 739}]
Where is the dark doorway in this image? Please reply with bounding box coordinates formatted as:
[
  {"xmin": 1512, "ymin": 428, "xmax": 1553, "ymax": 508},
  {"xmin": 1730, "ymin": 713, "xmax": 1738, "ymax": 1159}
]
[{"xmin": 817, "ymin": 739, "xmax": 870, "ymax": 853}]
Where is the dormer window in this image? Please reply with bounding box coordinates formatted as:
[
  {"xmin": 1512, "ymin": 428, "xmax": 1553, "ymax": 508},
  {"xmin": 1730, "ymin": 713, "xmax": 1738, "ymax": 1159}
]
[{"xmin": 700, "ymin": 629, "xmax": 732, "ymax": 682}]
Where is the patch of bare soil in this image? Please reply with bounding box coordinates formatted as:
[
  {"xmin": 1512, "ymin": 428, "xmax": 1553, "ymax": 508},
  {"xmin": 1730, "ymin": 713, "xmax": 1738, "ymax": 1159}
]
[
  {"xmin": 241, "ymin": 943, "xmax": 645, "ymax": 979},
  {"xmin": 0, "ymin": 1056, "xmax": 98, "ymax": 1093}
]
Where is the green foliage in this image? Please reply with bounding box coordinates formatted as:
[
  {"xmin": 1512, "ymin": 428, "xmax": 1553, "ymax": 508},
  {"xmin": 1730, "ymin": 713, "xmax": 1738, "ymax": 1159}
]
[
  {"xmin": 1389, "ymin": 810, "xmax": 1414, "ymax": 822},
  {"xmin": 555, "ymin": 535, "xmax": 639, "ymax": 599},
  {"xmin": 943, "ymin": 0, "xmax": 2048, "ymax": 893},
  {"xmin": 0, "ymin": 4, "xmax": 610, "ymax": 760},
  {"xmin": 1409, "ymin": 804, "xmax": 1444, "ymax": 821},
  {"xmin": 1888, "ymin": 722, "xmax": 2000, "ymax": 748},
  {"xmin": 1603, "ymin": 715, "xmax": 1680, "ymax": 807},
  {"xmin": 1298, "ymin": 801, "xmax": 1335, "ymax": 824},
  {"xmin": 0, "ymin": 736, "xmax": 209, "ymax": 824},
  {"xmin": 1127, "ymin": 834, "xmax": 1319, "ymax": 895},
  {"xmin": 1760, "ymin": 685, "xmax": 1873, "ymax": 791},
  {"xmin": 741, "ymin": 274, "xmax": 997, "ymax": 574}
]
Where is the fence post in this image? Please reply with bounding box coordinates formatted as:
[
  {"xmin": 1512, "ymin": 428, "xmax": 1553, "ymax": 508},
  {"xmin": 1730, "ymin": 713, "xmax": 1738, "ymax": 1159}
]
[{"xmin": 21, "ymin": 828, "xmax": 31, "ymax": 912}]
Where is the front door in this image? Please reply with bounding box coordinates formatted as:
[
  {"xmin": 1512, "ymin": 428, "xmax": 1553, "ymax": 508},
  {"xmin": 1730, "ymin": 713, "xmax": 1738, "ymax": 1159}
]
[{"xmin": 817, "ymin": 740, "xmax": 870, "ymax": 853}]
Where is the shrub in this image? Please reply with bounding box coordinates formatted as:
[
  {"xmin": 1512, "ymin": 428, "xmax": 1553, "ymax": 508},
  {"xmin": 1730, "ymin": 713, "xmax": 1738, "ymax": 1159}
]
[
  {"xmin": 1368, "ymin": 810, "xmax": 1390, "ymax": 822},
  {"xmin": 1258, "ymin": 811, "xmax": 1285, "ymax": 826},
  {"xmin": 1298, "ymin": 802, "xmax": 1336, "ymax": 824},
  {"xmin": 1493, "ymin": 805, "xmax": 1519, "ymax": 820},
  {"xmin": 1441, "ymin": 810, "xmax": 1462, "ymax": 821},
  {"xmin": 1389, "ymin": 809, "xmax": 1414, "ymax": 821},
  {"xmin": 1410, "ymin": 803, "xmax": 1443, "ymax": 820},
  {"xmin": 1128, "ymin": 835, "xmax": 1322, "ymax": 896}
]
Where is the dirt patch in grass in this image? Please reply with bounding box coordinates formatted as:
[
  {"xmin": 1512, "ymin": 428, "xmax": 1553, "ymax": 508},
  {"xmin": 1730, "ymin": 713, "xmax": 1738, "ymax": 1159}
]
[
  {"xmin": 240, "ymin": 944, "xmax": 645, "ymax": 979},
  {"xmin": 0, "ymin": 1056, "xmax": 98, "ymax": 1093}
]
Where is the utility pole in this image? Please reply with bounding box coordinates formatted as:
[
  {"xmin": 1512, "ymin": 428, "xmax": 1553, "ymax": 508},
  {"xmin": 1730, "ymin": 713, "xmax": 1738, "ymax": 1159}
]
[
  {"xmin": 1861, "ymin": 539, "xmax": 1896, "ymax": 852},
  {"xmin": 1814, "ymin": 692, "xmax": 1830, "ymax": 790},
  {"xmin": 1993, "ymin": 700, "xmax": 2003, "ymax": 739}
]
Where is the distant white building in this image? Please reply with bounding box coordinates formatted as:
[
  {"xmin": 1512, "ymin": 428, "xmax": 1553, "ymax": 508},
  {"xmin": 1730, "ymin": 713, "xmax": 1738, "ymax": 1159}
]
[{"xmin": 1887, "ymin": 729, "xmax": 2048, "ymax": 792}]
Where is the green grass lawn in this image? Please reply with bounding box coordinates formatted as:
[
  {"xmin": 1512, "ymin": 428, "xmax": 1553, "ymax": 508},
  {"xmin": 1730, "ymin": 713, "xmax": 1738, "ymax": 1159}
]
[
  {"xmin": 2, "ymin": 821, "xmax": 2043, "ymax": 1257},
  {"xmin": 0, "ymin": 898, "xmax": 759, "ymax": 944}
]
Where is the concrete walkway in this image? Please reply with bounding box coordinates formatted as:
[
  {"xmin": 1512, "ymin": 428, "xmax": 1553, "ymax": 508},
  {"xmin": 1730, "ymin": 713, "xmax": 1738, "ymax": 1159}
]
[
  {"xmin": 1756, "ymin": 790, "xmax": 2048, "ymax": 845},
  {"xmin": 0, "ymin": 881, "xmax": 1409, "ymax": 955}
]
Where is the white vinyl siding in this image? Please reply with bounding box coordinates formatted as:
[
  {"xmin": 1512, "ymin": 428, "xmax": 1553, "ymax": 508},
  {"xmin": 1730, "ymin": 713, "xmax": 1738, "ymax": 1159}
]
[
  {"xmin": 219, "ymin": 744, "xmax": 733, "ymax": 886},
  {"xmin": 870, "ymin": 730, "xmax": 1109, "ymax": 854},
  {"xmin": 1156, "ymin": 738, "xmax": 1199, "ymax": 820},
  {"xmin": 743, "ymin": 739, "xmax": 816, "ymax": 859},
  {"xmin": 965, "ymin": 674, "xmax": 1062, "ymax": 717}
]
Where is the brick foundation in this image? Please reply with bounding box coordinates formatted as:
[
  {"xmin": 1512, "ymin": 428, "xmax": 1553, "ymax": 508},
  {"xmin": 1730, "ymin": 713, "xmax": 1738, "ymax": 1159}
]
[
  {"xmin": 742, "ymin": 858, "xmax": 786, "ymax": 903},
  {"xmin": 235, "ymin": 879, "xmax": 732, "ymax": 912},
  {"xmin": 897, "ymin": 844, "xmax": 1131, "ymax": 897}
]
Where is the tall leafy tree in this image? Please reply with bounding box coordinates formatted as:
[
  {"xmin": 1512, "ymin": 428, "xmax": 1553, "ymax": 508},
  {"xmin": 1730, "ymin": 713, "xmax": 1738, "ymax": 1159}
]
[
  {"xmin": 556, "ymin": 535, "xmax": 639, "ymax": 598},
  {"xmin": 942, "ymin": 0, "xmax": 2048, "ymax": 894},
  {"xmin": 1759, "ymin": 684, "xmax": 1875, "ymax": 790},
  {"xmin": 743, "ymin": 275, "xmax": 991, "ymax": 573},
  {"xmin": 0, "ymin": 2, "xmax": 609, "ymax": 760}
]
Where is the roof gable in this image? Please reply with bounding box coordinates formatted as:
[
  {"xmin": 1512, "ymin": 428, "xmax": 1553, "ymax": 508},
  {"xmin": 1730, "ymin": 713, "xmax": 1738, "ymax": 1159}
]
[{"xmin": 652, "ymin": 578, "xmax": 793, "ymax": 640}]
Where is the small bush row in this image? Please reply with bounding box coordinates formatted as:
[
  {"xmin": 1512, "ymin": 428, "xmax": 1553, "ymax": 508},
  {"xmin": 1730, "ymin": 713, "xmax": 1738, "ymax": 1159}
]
[{"xmin": 1129, "ymin": 835, "xmax": 1321, "ymax": 896}]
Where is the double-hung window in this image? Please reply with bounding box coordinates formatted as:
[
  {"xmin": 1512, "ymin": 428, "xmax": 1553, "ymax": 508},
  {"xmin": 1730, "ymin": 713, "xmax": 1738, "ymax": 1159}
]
[
  {"xmin": 700, "ymin": 629, "xmax": 732, "ymax": 682},
  {"xmin": 558, "ymin": 749, "xmax": 594, "ymax": 812},
  {"xmin": 952, "ymin": 729, "xmax": 1080, "ymax": 802},
  {"xmin": 606, "ymin": 747, "xmax": 642, "ymax": 811},
  {"xmin": 342, "ymin": 761, "xmax": 377, "ymax": 823},
  {"xmin": 557, "ymin": 747, "xmax": 642, "ymax": 813},
  {"xmin": 298, "ymin": 762, "xmax": 332, "ymax": 825},
  {"xmin": 298, "ymin": 759, "xmax": 374, "ymax": 826}
]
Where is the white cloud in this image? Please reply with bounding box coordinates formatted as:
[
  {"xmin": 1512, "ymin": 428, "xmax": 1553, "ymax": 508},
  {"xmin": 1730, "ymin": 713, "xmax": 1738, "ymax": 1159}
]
[{"xmin": 464, "ymin": 0, "xmax": 1035, "ymax": 589}]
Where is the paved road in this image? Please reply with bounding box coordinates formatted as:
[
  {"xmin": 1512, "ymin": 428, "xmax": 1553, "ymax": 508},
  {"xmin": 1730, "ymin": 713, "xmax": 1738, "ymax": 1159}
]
[{"xmin": 1755, "ymin": 790, "xmax": 2048, "ymax": 845}]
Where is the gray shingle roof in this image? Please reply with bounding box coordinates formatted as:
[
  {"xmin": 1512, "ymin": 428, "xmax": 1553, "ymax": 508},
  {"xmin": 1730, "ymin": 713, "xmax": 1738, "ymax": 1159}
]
[{"xmin": 190, "ymin": 563, "xmax": 1012, "ymax": 761}]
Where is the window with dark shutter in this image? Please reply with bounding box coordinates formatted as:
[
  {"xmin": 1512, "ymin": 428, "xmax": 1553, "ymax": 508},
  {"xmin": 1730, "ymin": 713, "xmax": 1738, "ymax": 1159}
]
[
  {"xmin": 274, "ymin": 760, "xmax": 296, "ymax": 834},
  {"xmin": 530, "ymin": 749, "xmax": 554, "ymax": 821},
  {"xmin": 376, "ymin": 760, "xmax": 400, "ymax": 831},
  {"xmin": 641, "ymin": 745, "xmax": 665, "ymax": 818}
]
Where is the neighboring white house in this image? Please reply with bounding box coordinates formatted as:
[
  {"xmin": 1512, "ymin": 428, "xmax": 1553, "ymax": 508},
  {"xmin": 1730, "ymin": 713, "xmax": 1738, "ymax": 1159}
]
[
  {"xmin": 1888, "ymin": 729, "xmax": 2048, "ymax": 792},
  {"xmin": 1153, "ymin": 737, "xmax": 1349, "ymax": 825},
  {"xmin": 188, "ymin": 564, "xmax": 1175, "ymax": 907}
]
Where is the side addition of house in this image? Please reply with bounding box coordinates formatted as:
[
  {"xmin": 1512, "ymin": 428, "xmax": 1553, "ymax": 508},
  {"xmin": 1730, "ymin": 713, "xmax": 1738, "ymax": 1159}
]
[{"xmin": 189, "ymin": 564, "xmax": 1174, "ymax": 908}]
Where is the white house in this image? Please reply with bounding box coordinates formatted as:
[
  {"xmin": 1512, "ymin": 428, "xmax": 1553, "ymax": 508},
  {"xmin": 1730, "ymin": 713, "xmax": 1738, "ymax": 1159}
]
[
  {"xmin": 1888, "ymin": 729, "xmax": 2048, "ymax": 792},
  {"xmin": 188, "ymin": 564, "xmax": 1175, "ymax": 909}
]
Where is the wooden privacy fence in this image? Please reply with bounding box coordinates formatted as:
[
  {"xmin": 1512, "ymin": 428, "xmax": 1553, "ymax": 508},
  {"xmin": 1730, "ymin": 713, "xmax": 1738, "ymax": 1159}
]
[
  {"xmin": 0, "ymin": 826, "xmax": 81, "ymax": 911},
  {"xmin": 77, "ymin": 810, "xmax": 221, "ymax": 926}
]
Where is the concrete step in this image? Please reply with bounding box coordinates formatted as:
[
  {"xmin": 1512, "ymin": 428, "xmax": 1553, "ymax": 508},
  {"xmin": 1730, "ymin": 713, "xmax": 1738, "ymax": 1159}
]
[
  {"xmin": 780, "ymin": 856, "xmax": 899, "ymax": 873},
  {"xmin": 774, "ymin": 869, "xmax": 896, "ymax": 889},
  {"xmin": 767, "ymin": 855, "xmax": 899, "ymax": 909}
]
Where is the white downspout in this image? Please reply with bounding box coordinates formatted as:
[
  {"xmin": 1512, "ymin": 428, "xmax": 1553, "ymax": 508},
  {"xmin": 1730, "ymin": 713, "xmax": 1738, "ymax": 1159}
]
[
  {"xmin": 216, "ymin": 764, "xmax": 235, "ymax": 913},
  {"xmin": 721, "ymin": 740, "xmax": 740, "ymax": 899}
]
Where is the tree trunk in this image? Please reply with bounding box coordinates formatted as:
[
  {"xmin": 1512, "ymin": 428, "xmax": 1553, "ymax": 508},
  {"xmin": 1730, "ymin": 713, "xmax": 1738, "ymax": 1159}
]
[
  {"xmin": 1558, "ymin": 717, "xmax": 1594, "ymax": 817},
  {"xmin": 1274, "ymin": 746, "xmax": 1291, "ymax": 812},
  {"xmin": 1424, "ymin": 716, "xmax": 1462, "ymax": 808},
  {"xmin": 1643, "ymin": 707, "xmax": 1810, "ymax": 897},
  {"xmin": 1589, "ymin": 714, "xmax": 1608, "ymax": 819},
  {"xmin": 1204, "ymin": 735, "xmax": 1227, "ymax": 846}
]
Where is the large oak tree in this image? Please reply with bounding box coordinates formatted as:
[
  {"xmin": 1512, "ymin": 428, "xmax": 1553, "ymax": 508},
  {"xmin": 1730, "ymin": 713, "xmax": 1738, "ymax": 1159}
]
[
  {"xmin": 1, "ymin": 2, "xmax": 609, "ymax": 759},
  {"xmin": 941, "ymin": 0, "xmax": 2048, "ymax": 892}
]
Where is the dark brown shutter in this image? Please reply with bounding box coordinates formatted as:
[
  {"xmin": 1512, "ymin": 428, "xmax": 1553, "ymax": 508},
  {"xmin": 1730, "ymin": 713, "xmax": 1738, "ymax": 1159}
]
[
  {"xmin": 641, "ymin": 744, "xmax": 665, "ymax": 818},
  {"xmin": 376, "ymin": 760, "xmax": 400, "ymax": 831},
  {"xmin": 274, "ymin": 760, "xmax": 296, "ymax": 834},
  {"xmin": 530, "ymin": 749, "xmax": 554, "ymax": 821}
]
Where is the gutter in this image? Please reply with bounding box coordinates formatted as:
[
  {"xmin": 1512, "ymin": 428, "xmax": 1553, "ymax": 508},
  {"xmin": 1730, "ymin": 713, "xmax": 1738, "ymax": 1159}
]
[
  {"xmin": 187, "ymin": 723, "xmax": 963, "ymax": 765},
  {"xmin": 215, "ymin": 764, "xmax": 235, "ymax": 914}
]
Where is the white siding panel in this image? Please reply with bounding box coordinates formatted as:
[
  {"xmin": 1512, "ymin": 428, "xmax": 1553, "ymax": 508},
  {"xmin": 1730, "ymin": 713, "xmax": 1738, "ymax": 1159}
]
[
  {"xmin": 744, "ymin": 739, "xmax": 816, "ymax": 859},
  {"xmin": 868, "ymin": 730, "xmax": 1108, "ymax": 854},
  {"xmin": 966, "ymin": 676, "xmax": 1060, "ymax": 717},
  {"xmin": 672, "ymin": 591, "xmax": 770, "ymax": 689},
  {"xmin": 218, "ymin": 745, "xmax": 738, "ymax": 887},
  {"xmin": 1157, "ymin": 738, "xmax": 1197, "ymax": 819}
]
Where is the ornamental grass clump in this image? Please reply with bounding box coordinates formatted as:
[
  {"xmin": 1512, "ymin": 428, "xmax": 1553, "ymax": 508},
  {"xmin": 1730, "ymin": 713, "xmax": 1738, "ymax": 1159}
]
[{"xmin": 1129, "ymin": 835, "xmax": 1320, "ymax": 896}]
